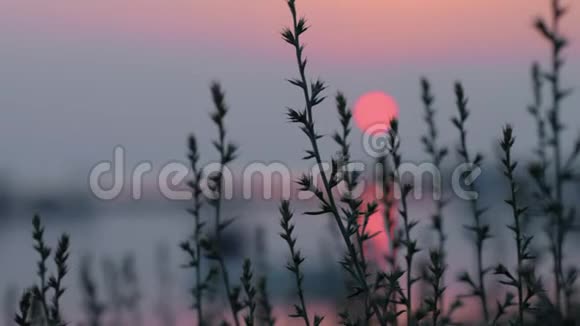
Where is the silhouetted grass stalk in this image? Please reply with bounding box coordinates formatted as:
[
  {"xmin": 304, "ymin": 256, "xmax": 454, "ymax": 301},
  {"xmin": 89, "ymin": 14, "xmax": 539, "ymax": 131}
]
[
  {"xmin": 282, "ymin": 1, "xmax": 386, "ymax": 324},
  {"xmin": 256, "ymin": 277, "xmax": 276, "ymax": 326},
  {"xmin": 203, "ymin": 82, "xmax": 241, "ymax": 326},
  {"xmin": 534, "ymin": 0, "xmax": 574, "ymax": 313},
  {"xmin": 387, "ymin": 119, "xmax": 419, "ymax": 325},
  {"xmin": 241, "ymin": 259, "xmax": 257, "ymax": 326},
  {"xmin": 16, "ymin": 215, "xmax": 70, "ymax": 326},
  {"xmin": 48, "ymin": 234, "xmax": 70, "ymax": 325},
  {"xmin": 376, "ymin": 154, "xmax": 400, "ymax": 325},
  {"xmin": 420, "ymin": 77, "xmax": 449, "ymax": 319},
  {"xmin": 79, "ymin": 256, "xmax": 106, "ymax": 326},
  {"xmin": 452, "ymin": 83, "xmax": 491, "ymax": 322},
  {"xmin": 501, "ymin": 126, "xmax": 527, "ymax": 325},
  {"xmin": 527, "ymin": 63, "xmax": 547, "ymax": 169},
  {"xmin": 32, "ymin": 214, "xmax": 51, "ymax": 316},
  {"xmin": 334, "ymin": 92, "xmax": 380, "ymax": 322},
  {"xmin": 181, "ymin": 134, "xmax": 207, "ymax": 324},
  {"xmin": 494, "ymin": 125, "xmax": 544, "ymax": 325},
  {"xmin": 424, "ymin": 250, "xmax": 445, "ymax": 326},
  {"xmin": 279, "ymin": 200, "xmax": 324, "ymax": 326}
]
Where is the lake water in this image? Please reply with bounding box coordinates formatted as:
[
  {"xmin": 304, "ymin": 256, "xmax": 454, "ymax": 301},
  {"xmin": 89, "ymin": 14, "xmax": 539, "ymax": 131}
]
[{"xmin": 0, "ymin": 191, "xmax": 574, "ymax": 325}]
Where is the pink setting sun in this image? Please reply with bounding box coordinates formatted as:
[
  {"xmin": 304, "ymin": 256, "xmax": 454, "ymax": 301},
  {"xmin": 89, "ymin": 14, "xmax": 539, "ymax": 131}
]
[{"xmin": 353, "ymin": 91, "xmax": 399, "ymax": 133}]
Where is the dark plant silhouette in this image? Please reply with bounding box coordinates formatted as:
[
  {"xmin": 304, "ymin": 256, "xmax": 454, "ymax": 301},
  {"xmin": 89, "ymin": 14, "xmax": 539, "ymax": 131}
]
[
  {"xmin": 386, "ymin": 119, "xmax": 421, "ymax": 325},
  {"xmin": 241, "ymin": 259, "xmax": 257, "ymax": 326},
  {"xmin": 420, "ymin": 78, "xmax": 454, "ymax": 326},
  {"xmin": 79, "ymin": 255, "xmax": 106, "ymax": 326},
  {"xmin": 256, "ymin": 277, "xmax": 276, "ymax": 326},
  {"xmin": 529, "ymin": 0, "xmax": 577, "ymax": 317},
  {"xmin": 452, "ymin": 83, "xmax": 491, "ymax": 322},
  {"xmin": 15, "ymin": 215, "xmax": 69, "ymax": 326},
  {"xmin": 199, "ymin": 82, "xmax": 243, "ymax": 326},
  {"xmin": 282, "ymin": 0, "xmax": 386, "ymax": 323},
  {"xmin": 494, "ymin": 125, "xmax": 543, "ymax": 325},
  {"xmin": 279, "ymin": 200, "xmax": 324, "ymax": 326},
  {"xmin": 181, "ymin": 133, "xmax": 216, "ymax": 325}
]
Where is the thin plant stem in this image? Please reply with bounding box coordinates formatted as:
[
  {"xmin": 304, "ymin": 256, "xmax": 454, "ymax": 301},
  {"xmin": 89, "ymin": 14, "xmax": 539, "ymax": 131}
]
[
  {"xmin": 420, "ymin": 77, "xmax": 449, "ymax": 317},
  {"xmin": 528, "ymin": 63, "xmax": 547, "ymax": 168},
  {"xmin": 32, "ymin": 214, "xmax": 51, "ymax": 317},
  {"xmin": 387, "ymin": 119, "xmax": 418, "ymax": 325},
  {"xmin": 279, "ymin": 200, "xmax": 324, "ymax": 326},
  {"xmin": 188, "ymin": 135, "xmax": 205, "ymax": 324},
  {"xmin": 79, "ymin": 256, "xmax": 105, "ymax": 326},
  {"xmin": 500, "ymin": 126, "xmax": 527, "ymax": 325},
  {"xmin": 257, "ymin": 277, "xmax": 276, "ymax": 326},
  {"xmin": 241, "ymin": 259, "xmax": 256, "ymax": 326},
  {"xmin": 534, "ymin": 0, "xmax": 573, "ymax": 313},
  {"xmin": 48, "ymin": 234, "xmax": 70, "ymax": 325},
  {"xmin": 425, "ymin": 250, "xmax": 445, "ymax": 326},
  {"xmin": 208, "ymin": 82, "xmax": 241, "ymax": 326},
  {"xmin": 282, "ymin": 1, "xmax": 386, "ymax": 324},
  {"xmin": 377, "ymin": 155, "xmax": 399, "ymax": 324},
  {"xmin": 452, "ymin": 83, "xmax": 490, "ymax": 322}
]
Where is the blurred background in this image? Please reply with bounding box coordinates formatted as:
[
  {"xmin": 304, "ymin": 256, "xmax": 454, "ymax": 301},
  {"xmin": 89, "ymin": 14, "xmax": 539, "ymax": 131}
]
[{"xmin": 1, "ymin": 0, "xmax": 580, "ymax": 324}]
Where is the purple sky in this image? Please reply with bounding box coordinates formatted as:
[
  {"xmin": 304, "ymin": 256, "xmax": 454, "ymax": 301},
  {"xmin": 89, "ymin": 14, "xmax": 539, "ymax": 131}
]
[{"xmin": 0, "ymin": 0, "xmax": 578, "ymax": 188}]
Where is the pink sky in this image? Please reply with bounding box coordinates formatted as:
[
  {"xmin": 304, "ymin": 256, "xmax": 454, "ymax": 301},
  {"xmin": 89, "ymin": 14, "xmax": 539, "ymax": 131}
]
[{"xmin": 2, "ymin": 0, "xmax": 578, "ymax": 64}]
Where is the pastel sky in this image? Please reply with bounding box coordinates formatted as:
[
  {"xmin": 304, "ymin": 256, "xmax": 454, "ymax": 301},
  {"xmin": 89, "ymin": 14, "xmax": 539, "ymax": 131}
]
[
  {"xmin": 2, "ymin": 0, "xmax": 579, "ymax": 62},
  {"xmin": 0, "ymin": 0, "xmax": 579, "ymax": 184}
]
